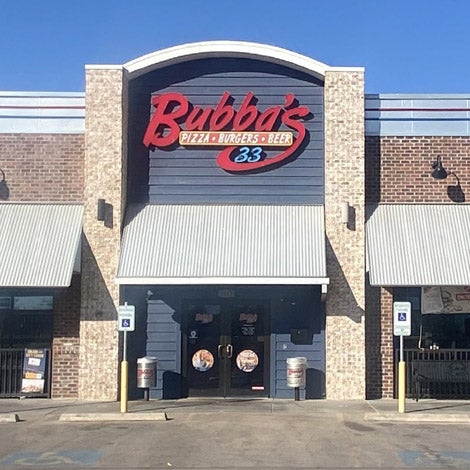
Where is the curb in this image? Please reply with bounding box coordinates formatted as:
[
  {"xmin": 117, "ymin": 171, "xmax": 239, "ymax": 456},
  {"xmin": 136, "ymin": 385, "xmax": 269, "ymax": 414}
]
[
  {"xmin": 364, "ymin": 412, "xmax": 470, "ymax": 423},
  {"xmin": 0, "ymin": 414, "xmax": 19, "ymax": 423},
  {"xmin": 59, "ymin": 412, "xmax": 168, "ymax": 422}
]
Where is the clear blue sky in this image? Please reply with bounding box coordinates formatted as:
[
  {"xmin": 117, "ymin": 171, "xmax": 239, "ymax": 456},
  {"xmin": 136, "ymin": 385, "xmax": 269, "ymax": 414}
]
[{"xmin": 1, "ymin": 0, "xmax": 468, "ymax": 93}]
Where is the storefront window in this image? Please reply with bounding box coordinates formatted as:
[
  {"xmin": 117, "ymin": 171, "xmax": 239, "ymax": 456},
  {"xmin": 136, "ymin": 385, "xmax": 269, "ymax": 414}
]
[
  {"xmin": 0, "ymin": 294, "xmax": 53, "ymax": 348},
  {"xmin": 394, "ymin": 288, "xmax": 470, "ymax": 349}
]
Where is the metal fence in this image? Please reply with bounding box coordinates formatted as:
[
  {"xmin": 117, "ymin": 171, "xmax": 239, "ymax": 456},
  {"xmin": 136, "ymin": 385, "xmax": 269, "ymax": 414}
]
[
  {"xmin": 0, "ymin": 348, "xmax": 51, "ymax": 398},
  {"xmin": 400, "ymin": 349, "xmax": 470, "ymax": 399}
]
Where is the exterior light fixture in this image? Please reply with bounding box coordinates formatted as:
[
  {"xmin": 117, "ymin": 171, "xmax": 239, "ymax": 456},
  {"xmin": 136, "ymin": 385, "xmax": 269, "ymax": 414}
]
[
  {"xmin": 431, "ymin": 156, "xmax": 466, "ymax": 203},
  {"xmin": 0, "ymin": 168, "xmax": 9, "ymax": 200},
  {"xmin": 341, "ymin": 202, "xmax": 350, "ymax": 224},
  {"xmin": 97, "ymin": 198, "xmax": 106, "ymax": 221},
  {"xmin": 431, "ymin": 156, "xmax": 448, "ymax": 179}
]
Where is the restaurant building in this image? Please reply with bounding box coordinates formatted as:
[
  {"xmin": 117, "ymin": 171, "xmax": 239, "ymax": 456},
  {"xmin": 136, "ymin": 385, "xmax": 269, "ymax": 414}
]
[{"xmin": 0, "ymin": 41, "xmax": 469, "ymax": 400}]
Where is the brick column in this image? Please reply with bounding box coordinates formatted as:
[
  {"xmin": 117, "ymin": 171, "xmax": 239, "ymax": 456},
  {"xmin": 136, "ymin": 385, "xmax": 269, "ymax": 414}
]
[
  {"xmin": 79, "ymin": 66, "xmax": 128, "ymax": 400},
  {"xmin": 52, "ymin": 274, "xmax": 81, "ymax": 398},
  {"xmin": 380, "ymin": 287, "xmax": 394, "ymax": 397},
  {"xmin": 324, "ymin": 69, "xmax": 365, "ymax": 399}
]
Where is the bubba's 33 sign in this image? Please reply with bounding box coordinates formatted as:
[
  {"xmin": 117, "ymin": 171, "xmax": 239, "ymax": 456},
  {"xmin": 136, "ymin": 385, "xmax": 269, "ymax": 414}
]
[{"xmin": 143, "ymin": 92, "xmax": 311, "ymax": 172}]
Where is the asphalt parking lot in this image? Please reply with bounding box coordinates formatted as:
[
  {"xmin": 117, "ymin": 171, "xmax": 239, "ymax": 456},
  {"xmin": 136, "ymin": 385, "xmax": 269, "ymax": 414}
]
[{"xmin": 1, "ymin": 398, "xmax": 470, "ymax": 469}]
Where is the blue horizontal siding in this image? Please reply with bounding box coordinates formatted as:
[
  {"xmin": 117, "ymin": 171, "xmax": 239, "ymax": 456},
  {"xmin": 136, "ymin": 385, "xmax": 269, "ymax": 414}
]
[
  {"xmin": 146, "ymin": 300, "xmax": 181, "ymax": 399},
  {"xmin": 145, "ymin": 58, "xmax": 324, "ymax": 205}
]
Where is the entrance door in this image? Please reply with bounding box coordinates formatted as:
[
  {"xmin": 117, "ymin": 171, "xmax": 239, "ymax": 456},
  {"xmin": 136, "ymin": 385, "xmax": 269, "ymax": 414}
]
[{"xmin": 183, "ymin": 300, "xmax": 269, "ymax": 397}]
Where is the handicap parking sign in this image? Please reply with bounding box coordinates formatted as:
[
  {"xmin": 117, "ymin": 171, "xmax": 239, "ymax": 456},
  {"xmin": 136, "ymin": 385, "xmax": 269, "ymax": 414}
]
[
  {"xmin": 118, "ymin": 305, "xmax": 135, "ymax": 332},
  {"xmin": 393, "ymin": 302, "xmax": 411, "ymax": 336}
]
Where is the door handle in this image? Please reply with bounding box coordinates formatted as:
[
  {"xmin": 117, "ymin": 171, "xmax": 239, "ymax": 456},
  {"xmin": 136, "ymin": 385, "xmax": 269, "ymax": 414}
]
[{"xmin": 218, "ymin": 344, "xmax": 232, "ymax": 359}]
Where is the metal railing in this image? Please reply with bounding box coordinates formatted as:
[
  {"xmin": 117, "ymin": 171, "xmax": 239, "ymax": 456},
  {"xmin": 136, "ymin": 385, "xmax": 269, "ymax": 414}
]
[
  {"xmin": 399, "ymin": 349, "xmax": 470, "ymax": 399},
  {"xmin": 0, "ymin": 348, "xmax": 51, "ymax": 398}
]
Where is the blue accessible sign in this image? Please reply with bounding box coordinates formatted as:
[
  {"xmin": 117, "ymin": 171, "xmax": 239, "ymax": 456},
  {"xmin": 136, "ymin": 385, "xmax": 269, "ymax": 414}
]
[
  {"xmin": 393, "ymin": 302, "xmax": 411, "ymax": 336},
  {"xmin": 118, "ymin": 305, "xmax": 135, "ymax": 332}
]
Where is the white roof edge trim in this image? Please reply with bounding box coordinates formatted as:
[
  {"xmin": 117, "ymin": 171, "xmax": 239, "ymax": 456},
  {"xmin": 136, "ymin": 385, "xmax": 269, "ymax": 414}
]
[
  {"xmin": 326, "ymin": 67, "xmax": 365, "ymax": 72},
  {"xmin": 85, "ymin": 64, "xmax": 123, "ymax": 70},
  {"xmin": 123, "ymin": 41, "xmax": 333, "ymax": 80},
  {"xmin": 115, "ymin": 277, "xmax": 330, "ymax": 286},
  {"xmin": 0, "ymin": 91, "xmax": 85, "ymax": 97}
]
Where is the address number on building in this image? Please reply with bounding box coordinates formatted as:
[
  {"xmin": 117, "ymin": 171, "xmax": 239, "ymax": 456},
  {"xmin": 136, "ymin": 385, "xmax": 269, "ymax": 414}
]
[
  {"xmin": 118, "ymin": 304, "xmax": 135, "ymax": 332},
  {"xmin": 393, "ymin": 301, "xmax": 411, "ymax": 336}
]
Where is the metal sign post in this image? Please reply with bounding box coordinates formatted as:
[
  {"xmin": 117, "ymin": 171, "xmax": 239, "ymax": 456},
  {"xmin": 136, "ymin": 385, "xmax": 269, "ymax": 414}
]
[
  {"xmin": 118, "ymin": 303, "xmax": 135, "ymax": 413},
  {"xmin": 393, "ymin": 301, "xmax": 411, "ymax": 414}
]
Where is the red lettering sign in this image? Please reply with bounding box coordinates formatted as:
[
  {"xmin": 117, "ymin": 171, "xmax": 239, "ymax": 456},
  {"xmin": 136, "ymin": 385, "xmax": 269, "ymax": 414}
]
[{"xmin": 143, "ymin": 92, "xmax": 310, "ymax": 172}]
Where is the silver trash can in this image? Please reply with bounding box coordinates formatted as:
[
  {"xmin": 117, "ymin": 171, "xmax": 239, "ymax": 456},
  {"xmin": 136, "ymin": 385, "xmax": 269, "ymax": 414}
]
[
  {"xmin": 286, "ymin": 357, "xmax": 307, "ymax": 388},
  {"xmin": 137, "ymin": 356, "xmax": 157, "ymax": 388}
]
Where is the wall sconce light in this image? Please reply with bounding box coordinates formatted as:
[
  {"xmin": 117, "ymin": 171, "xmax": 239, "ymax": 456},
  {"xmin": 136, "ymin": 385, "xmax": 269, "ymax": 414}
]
[
  {"xmin": 0, "ymin": 168, "xmax": 9, "ymax": 200},
  {"xmin": 341, "ymin": 202, "xmax": 350, "ymax": 225},
  {"xmin": 431, "ymin": 155, "xmax": 448, "ymax": 179},
  {"xmin": 97, "ymin": 198, "xmax": 106, "ymax": 221},
  {"xmin": 431, "ymin": 156, "xmax": 465, "ymax": 203}
]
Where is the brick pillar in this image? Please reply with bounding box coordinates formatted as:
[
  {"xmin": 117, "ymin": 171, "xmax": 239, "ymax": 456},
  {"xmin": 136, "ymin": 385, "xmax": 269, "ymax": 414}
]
[
  {"xmin": 79, "ymin": 66, "xmax": 128, "ymax": 400},
  {"xmin": 324, "ymin": 69, "xmax": 366, "ymax": 399},
  {"xmin": 52, "ymin": 274, "xmax": 81, "ymax": 398},
  {"xmin": 380, "ymin": 287, "xmax": 394, "ymax": 397}
]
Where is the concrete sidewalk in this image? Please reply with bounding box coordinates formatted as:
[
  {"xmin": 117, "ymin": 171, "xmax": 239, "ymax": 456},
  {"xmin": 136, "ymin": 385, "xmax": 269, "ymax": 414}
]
[{"xmin": 1, "ymin": 397, "xmax": 470, "ymax": 424}]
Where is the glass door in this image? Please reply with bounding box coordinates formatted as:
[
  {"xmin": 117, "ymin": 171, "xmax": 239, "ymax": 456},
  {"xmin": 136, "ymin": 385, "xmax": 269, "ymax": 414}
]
[
  {"xmin": 228, "ymin": 302, "xmax": 268, "ymax": 396},
  {"xmin": 183, "ymin": 300, "xmax": 269, "ymax": 397}
]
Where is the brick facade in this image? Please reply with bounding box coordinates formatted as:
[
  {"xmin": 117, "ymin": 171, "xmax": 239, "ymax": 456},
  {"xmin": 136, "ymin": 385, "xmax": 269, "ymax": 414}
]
[
  {"xmin": 324, "ymin": 70, "xmax": 366, "ymax": 399},
  {"xmin": 52, "ymin": 274, "xmax": 81, "ymax": 397},
  {"xmin": 0, "ymin": 133, "xmax": 84, "ymax": 202},
  {"xmin": 79, "ymin": 66, "xmax": 128, "ymax": 400},
  {"xmin": 3, "ymin": 47, "xmax": 467, "ymax": 402},
  {"xmin": 0, "ymin": 132, "xmax": 84, "ymax": 397},
  {"xmin": 366, "ymin": 136, "xmax": 470, "ymax": 204},
  {"xmin": 365, "ymin": 136, "xmax": 470, "ymax": 397}
]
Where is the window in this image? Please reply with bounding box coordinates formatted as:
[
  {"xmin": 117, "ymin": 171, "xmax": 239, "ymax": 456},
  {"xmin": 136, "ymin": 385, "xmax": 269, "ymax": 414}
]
[{"xmin": 394, "ymin": 288, "xmax": 470, "ymax": 349}]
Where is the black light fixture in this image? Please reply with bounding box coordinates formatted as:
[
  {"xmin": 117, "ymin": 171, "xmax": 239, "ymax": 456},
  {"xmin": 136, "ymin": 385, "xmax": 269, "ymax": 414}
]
[
  {"xmin": 0, "ymin": 168, "xmax": 9, "ymax": 200},
  {"xmin": 431, "ymin": 155, "xmax": 448, "ymax": 179},
  {"xmin": 97, "ymin": 198, "xmax": 106, "ymax": 221},
  {"xmin": 430, "ymin": 156, "xmax": 466, "ymax": 203}
]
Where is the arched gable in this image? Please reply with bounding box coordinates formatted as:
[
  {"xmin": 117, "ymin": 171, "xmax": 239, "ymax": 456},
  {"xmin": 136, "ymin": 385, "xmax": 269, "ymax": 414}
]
[{"xmin": 124, "ymin": 41, "xmax": 330, "ymax": 81}]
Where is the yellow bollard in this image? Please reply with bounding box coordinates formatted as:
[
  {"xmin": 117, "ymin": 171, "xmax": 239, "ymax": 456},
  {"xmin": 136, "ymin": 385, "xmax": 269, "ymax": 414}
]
[
  {"xmin": 120, "ymin": 360, "xmax": 128, "ymax": 413},
  {"xmin": 398, "ymin": 360, "xmax": 406, "ymax": 414}
]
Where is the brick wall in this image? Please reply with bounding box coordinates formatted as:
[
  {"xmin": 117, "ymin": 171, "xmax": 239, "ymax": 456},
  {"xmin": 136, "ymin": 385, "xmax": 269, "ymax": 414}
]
[
  {"xmin": 52, "ymin": 274, "xmax": 81, "ymax": 398},
  {"xmin": 0, "ymin": 134, "xmax": 84, "ymax": 202},
  {"xmin": 365, "ymin": 285, "xmax": 394, "ymax": 398},
  {"xmin": 379, "ymin": 288, "xmax": 394, "ymax": 398},
  {"xmin": 365, "ymin": 136, "xmax": 470, "ymax": 397},
  {"xmin": 366, "ymin": 136, "xmax": 470, "ymax": 204},
  {"xmin": 0, "ymin": 132, "xmax": 84, "ymax": 397},
  {"xmin": 324, "ymin": 70, "xmax": 366, "ymax": 399},
  {"xmin": 79, "ymin": 66, "xmax": 128, "ymax": 400}
]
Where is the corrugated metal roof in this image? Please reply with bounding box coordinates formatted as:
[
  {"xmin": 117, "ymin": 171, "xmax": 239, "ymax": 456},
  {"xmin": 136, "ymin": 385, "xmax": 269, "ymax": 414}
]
[
  {"xmin": 117, "ymin": 204, "xmax": 328, "ymax": 285},
  {"xmin": 0, "ymin": 203, "xmax": 83, "ymax": 287},
  {"xmin": 366, "ymin": 204, "xmax": 470, "ymax": 286}
]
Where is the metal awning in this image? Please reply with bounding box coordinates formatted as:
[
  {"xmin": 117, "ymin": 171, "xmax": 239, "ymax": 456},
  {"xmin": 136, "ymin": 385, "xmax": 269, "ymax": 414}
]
[
  {"xmin": 366, "ymin": 204, "xmax": 470, "ymax": 286},
  {"xmin": 0, "ymin": 203, "xmax": 83, "ymax": 287},
  {"xmin": 117, "ymin": 204, "xmax": 329, "ymax": 285}
]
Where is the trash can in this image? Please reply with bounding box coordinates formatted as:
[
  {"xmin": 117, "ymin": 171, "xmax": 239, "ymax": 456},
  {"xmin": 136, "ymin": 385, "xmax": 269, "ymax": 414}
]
[
  {"xmin": 286, "ymin": 357, "xmax": 307, "ymax": 394},
  {"xmin": 137, "ymin": 356, "xmax": 157, "ymax": 389}
]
